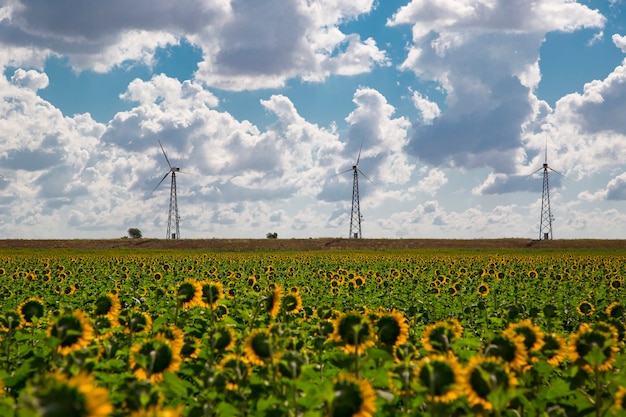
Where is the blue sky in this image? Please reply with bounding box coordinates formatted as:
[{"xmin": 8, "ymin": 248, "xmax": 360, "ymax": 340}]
[{"xmin": 1, "ymin": 0, "xmax": 626, "ymax": 239}]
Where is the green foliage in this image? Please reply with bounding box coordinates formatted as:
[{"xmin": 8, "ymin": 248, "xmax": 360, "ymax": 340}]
[{"xmin": 127, "ymin": 227, "xmax": 143, "ymax": 239}]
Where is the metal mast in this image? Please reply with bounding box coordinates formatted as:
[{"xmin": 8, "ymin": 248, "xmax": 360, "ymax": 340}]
[
  {"xmin": 167, "ymin": 171, "xmax": 180, "ymax": 239},
  {"xmin": 533, "ymin": 140, "xmax": 560, "ymax": 240},
  {"xmin": 154, "ymin": 140, "xmax": 182, "ymax": 239},
  {"xmin": 349, "ymin": 164, "xmax": 362, "ymax": 239},
  {"xmin": 539, "ymin": 162, "xmax": 553, "ymax": 240}
]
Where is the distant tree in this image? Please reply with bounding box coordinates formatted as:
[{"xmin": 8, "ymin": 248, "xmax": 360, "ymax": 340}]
[
  {"xmin": 266, "ymin": 232, "xmax": 278, "ymax": 239},
  {"xmin": 128, "ymin": 228, "xmax": 143, "ymax": 239}
]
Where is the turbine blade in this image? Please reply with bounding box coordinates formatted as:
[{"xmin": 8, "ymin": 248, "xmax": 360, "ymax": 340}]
[
  {"xmin": 548, "ymin": 166, "xmax": 563, "ymax": 176},
  {"xmin": 356, "ymin": 142, "xmax": 363, "ymax": 166},
  {"xmin": 330, "ymin": 167, "xmax": 354, "ymax": 178},
  {"xmin": 357, "ymin": 168, "xmax": 373, "ymax": 183},
  {"xmin": 158, "ymin": 140, "xmax": 172, "ymax": 169},
  {"xmin": 152, "ymin": 172, "xmax": 170, "ymax": 192}
]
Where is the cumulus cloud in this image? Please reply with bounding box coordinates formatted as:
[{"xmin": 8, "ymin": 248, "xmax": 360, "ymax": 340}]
[
  {"xmin": 412, "ymin": 91, "xmax": 440, "ymax": 124},
  {"xmin": 9, "ymin": 68, "xmax": 48, "ymax": 90},
  {"xmin": 417, "ymin": 168, "xmax": 447, "ymax": 195},
  {"xmin": 388, "ymin": 0, "xmax": 605, "ymax": 172},
  {"xmin": 613, "ymin": 34, "xmax": 626, "ymax": 52}
]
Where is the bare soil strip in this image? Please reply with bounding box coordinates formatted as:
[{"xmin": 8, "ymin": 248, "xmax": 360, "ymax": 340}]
[{"xmin": 0, "ymin": 238, "xmax": 625, "ymax": 251}]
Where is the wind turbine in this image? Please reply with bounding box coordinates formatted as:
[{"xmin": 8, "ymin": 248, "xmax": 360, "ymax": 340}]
[
  {"xmin": 531, "ymin": 140, "xmax": 562, "ymax": 240},
  {"xmin": 153, "ymin": 140, "xmax": 182, "ymax": 239},
  {"xmin": 336, "ymin": 143, "xmax": 371, "ymax": 239}
]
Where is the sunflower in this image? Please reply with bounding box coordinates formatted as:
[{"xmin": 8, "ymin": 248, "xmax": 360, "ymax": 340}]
[
  {"xmin": 482, "ymin": 329, "xmax": 528, "ymax": 371},
  {"xmin": 244, "ymin": 329, "xmax": 273, "ymax": 366},
  {"xmin": 393, "ymin": 342, "xmax": 420, "ymax": 364},
  {"xmin": 18, "ymin": 297, "xmax": 45, "ymax": 326},
  {"xmin": 121, "ymin": 310, "xmax": 153, "ymax": 335},
  {"xmin": 93, "ymin": 293, "xmax": 121, "ymax": 319},
  {"xmin": 614, "ymin": 386, "xmax": 626, "ymax": 415},
  {"xmin": 24, "ymin": 371, "xmax": 113, "ymax": 417},
  {"xmin": 196, "ymin": 280, "xmax": 224, "ymax": 309},
  {"xmin": 374, "ymin": 309, "xmax": 409, "ymax": 348},
  {"xmin": 0, "ymin": 311, "xmax": 23, "ymax": 332},
  {"xmin": 48, "ymin": 310, "xmax": 95, "ymax": 355},
  {"xmin": 539, "ymin": 333, "xmax": 568, "ymax": 366},
  {"xmin": 176, "ymin": 280, "xmax": 201, "ymax": 309},
  {"xmin": 388, "ymin": 362, "xmax": 417, "ymax": 396},
  {"xmin": 420, "ymin": 319, "xmax": 463, "ymax": 354},
  {"xmin": 477, "ymin": 282, "xmax": 490, "ymax": 297},
  {"xmin": 129, "ymin": 334, "xmax": 182, "ymax": 383},
  {"xmin": 181, "ymin": 335, "xmax": 202, "ymax": 360},
  {"xmin": 281, "ymin": 291, "xmax": 303, "ymax": 315},
  {"xmin": 217, "ymin": 354, "xmax": 250, "ymax": 391},
  {"xmin": 265, "ymin": 285, "xmax": 284, "ymax": 318},
  {"xmin": 606, "ymin": 301, "xmax": 624, "ymax": 319},
  {"xmin": 93, "ymin": 315, "xmax": 120, "ymax": 340},
  {"xmin": 506, "ymin": 319, "xmax": 545, "ymax": 354},
  {"xmin": 129, "ymin": 405, "xmax": 184, "ymax": 417},
  {"xmin": 576, "ymin": 300, "xmax": 595, "ymax": 316},
  {"xmin": 329, "ymin": 373, "xmax": 376, "ymax": 417},
  {"xmin": 569, "ymin": 322, "xmax": 619, "ymax": 373},
  {"xmin": 330, "ymin": 312, "xmax": 375, "ymax": 355},
  {"xmin": 415, "ymin": 354, "xmax": 463, "ymax": 403},
  {"xmin": 212, "ymin": 325, "xmax": 236, "ymax": 352},
  {"xmin": 463, "ymin": 356, "xmax": 518, "ymax": 412}
]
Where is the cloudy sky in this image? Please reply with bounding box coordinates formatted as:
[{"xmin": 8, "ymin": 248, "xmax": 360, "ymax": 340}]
[{"xmin": 1, "ymin": 0, "xmax": 626, "ymax": 240}]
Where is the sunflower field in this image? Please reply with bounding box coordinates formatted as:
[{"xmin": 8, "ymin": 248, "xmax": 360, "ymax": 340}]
[{"xmin": 1, "ymin": 249, "xmax": 626, "ymax": 417}]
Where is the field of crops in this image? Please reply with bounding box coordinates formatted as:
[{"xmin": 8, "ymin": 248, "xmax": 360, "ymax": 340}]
[{"xmin": 1, "ymin": 247, "xmax": 625, "ymax": 416}]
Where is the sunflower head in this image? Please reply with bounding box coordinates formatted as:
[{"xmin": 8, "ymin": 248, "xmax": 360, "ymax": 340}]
[
  {"xmin": 330, "ymin": 312, "xmax": 375, "ymax": 355},
  {"xmin": 539, "ymin": 333, "xmax": 568, "ymax": 366},
  {"xmin": 22, "ymin": 371, "xmax": 113, "ymax": 417},
  {"xmin": 577, "ymin": 301, "xmax": 595, "ymax": 316},
  {"xmin": 606, "ymin": 302, "xmax": 624, "ymax": 319},
  {"xmin": 506, "ymin": 319, "xmax": 545, "ymax": 353},
  {"xmin": 48, "ymin": 310, "xmax": 95, "ymax": 355},
  {"xmin": 415, "ymin": 354, "xmax": 463, "ymax": 403},
  {"xmin": 93, "ymin": 293, "xmax": 121, "ymax": 318},
  {"xmin": 281, "ymin": 292, "xmax": 303, "ymax": 315},
  {"xmin": 463, "ymin": 356, "xmax": 518, "ymax": 412},
  {"xmin": 0, "ymin": 311, "xmax": 23, "ymax": 332},
  {"xmin": 217, "ymin": 354, "xmax": 250, "ymax": 391},
  {"xmin": 176, "ymin": 280, "xmax": 201, "ymax": 309},
  {"xmin": 265, "ymin": 285, "xmax": 284, "ymax": 318},
  {"xmin": 244, "ymin": 329, "xmax": 273, "ymax": 366},
  {"xmin": 482, "ymin": 330, "xmax": 528, "ymax": 371},
  {"xmin": 375, "ymin": 310, "xmax": 409, "ymax": 348},
  {"xmin": 420, "ymin": 320, "xmax": 462, "ymax": 354},
  {"xmin": 212, "ymin": 325, "xmax": 236, "ymax": 352},
  {"xmin": 329, "ymin": 374, "xmax": 376, "ymax": 417},
  {"xmin": 569, "ymin": 322, "xmax": 619, "ymax": 373},
  {"xmin": 197, "ymin": 280, "xmax": 224, "ymax": 309},
  {"xmin": 18, "ymin": 298, "xmax": 45, "ymax": 326},
  {"xmin": 130, "ymin": 335, "xmax": 182, "ymax": 383},
  {"xmin": 393, "ymin": 342, "xmax": 419, "ymax": 364}
]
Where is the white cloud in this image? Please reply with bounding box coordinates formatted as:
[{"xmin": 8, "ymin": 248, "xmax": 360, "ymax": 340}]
[
  {"xmin": 412, "ymin": 91, "xmax": 441, "ymax": 124},
  {"xmin": 10, "ymin": 68, "xmax": 48, "ymax": 90},
  {"xmin": 417, "ymin": 168, "xmax": 447, "ymax": 195},
  {"xmin": 613, "ymin": 34, "xmax": 626, "ymax": 53},
  {"xmin": 389, "ymin": 0, "xmax": 605, "ymax": 173}
]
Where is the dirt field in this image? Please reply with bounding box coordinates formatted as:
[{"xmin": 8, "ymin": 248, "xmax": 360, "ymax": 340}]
[{"xmin": 0, "ymin": 238, "xmax": 625, "ymax": 252}]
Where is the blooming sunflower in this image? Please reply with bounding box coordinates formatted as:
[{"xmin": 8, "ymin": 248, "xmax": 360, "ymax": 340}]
[
  {"xmin": 196, "ymin": 280, "xmax": 224, "ymax": 309},
  {"xmin": 374, "ymin": 309, "xmax": 409, "ymax": 348},
  {"xmin": 93, "ymin": 293, "xmax": 121, "ymax": 319},
  {"xmin": 606, "ymin": 301, "xmax": 624, "ymax": 319},
  {"xmin": 477, "ymin": 282, "xmax": 490, "ymax": 297},
  {"xmin": 506, "ymin": 319, "xmax": 545, "ymax": 358},
  {"xmin": 244, "ymin": 329, "xmax": 273, "ymax": 366},
  {"xmin": 212, "ymin": 325, "xmax": 236, "ymax": 352},
  {"xmin": 539, "ymin": 333, "xmax": 568, "ymax": 366},
  {"xmin": 415, "ymin": 354, "xmax": 463, "ymax": 403},
  {"xmin": 614, "ymin": 386, "xmax": 626, "ymax": 415},
  {"xmin": 569, "ymin": 322, "xmax": 619, "ymax": 373},
  {"xmin": 330, "ymin": 312, "xmax": 375, "ymax": 355},
  {"xmin": 24, "ymin": 371, "xmax": 113, "ymax": 417},
  {"xmin": 48, "ymin": 310, "xmax": 95, "ymax": 355},
  {"xmin": 280, "ymin": 292, "xmax": 303, "ymax": 315},
  {"xmin": 0, "ymin": 311, "xmax": 23, "ymax": 332},
  {"xmin": 129, "ymin": 334, "xmax": 182, "ymax": 383},
  {"xmin": 482, "ymin": 329, "xmax": 528, "ymax": 372},
  {"xmin": 393, "ymin": 342, "xmax": 420, "ymax": 364},
  {"xmin": 388, "ymin": 363, "xmax": 417, "ymax": 397},
  {"xmin": 265, "ymin": 285, "xmax": 284, "ymax": 318},
  {"xmin": 420, "ymin": 319, "xmax": 463, "ymax": 354},
  {"xmin": 217, "ymin": 354, "xmax": 250, "ymax": 391},
  {"xmin": 18, "ymin": 297, "xmax": 45, "ymax": 326},
  {"xmin": 463, "ymin": 356, "xmax": 518, "ymax": 412},
  {"xmin": 176, "ymin": 280, "xmax": 201, "ymax": 309},
  {"xmin": 121, "ymin": 310, "xmax": 153, "ymax": 335},
  {"xmin": 329, "ymin": 373, "xmax": 376, "ymax": 417},
  {"xmin": 576, "ymin": 300, "xmax": 595, "ymax": 316},
  {"xmin": 129, "ymin": 405, "xmax": 184, "ymax": 417}
]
